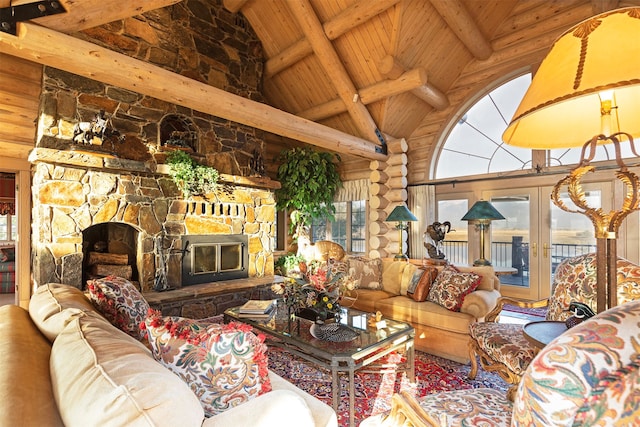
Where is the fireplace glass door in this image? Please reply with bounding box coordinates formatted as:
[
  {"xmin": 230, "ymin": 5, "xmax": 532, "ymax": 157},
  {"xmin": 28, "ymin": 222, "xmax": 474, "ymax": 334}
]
[{"xmin": 182, "ymin": 235, "xmax": 248, "ymax": 285}]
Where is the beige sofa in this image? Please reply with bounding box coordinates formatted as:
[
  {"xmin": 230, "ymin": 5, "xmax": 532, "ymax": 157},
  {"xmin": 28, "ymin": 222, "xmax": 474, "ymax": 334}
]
[
  {"xmin": 0, "ymin": 283, "xmax": 337, "ymax": 427},
  {"xmin": 345, "ymin": 259, "xmax": 501, "ymax": 363}
]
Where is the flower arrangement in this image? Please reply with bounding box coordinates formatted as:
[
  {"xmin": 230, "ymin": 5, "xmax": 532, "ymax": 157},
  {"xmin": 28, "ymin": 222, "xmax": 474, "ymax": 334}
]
[{"xmin": 271, "ymin": 260, "xmax": 356, "ymax": 322}]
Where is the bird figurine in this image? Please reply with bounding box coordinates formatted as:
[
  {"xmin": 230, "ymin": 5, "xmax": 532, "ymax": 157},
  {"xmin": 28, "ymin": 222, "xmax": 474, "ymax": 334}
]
[{"xmin": 309, "ymin": 321, "xmax": 359, "ymax": 342}]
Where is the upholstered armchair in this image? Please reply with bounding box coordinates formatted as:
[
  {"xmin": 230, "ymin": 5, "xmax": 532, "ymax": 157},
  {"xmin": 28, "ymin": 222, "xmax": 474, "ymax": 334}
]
[
  {"xmin": 360, "ymin": 298, "xmax": 640, "ymax": 427},
  {"xmin": 468, "ymin": 252, "xmax": 640, "ymax": 400}
]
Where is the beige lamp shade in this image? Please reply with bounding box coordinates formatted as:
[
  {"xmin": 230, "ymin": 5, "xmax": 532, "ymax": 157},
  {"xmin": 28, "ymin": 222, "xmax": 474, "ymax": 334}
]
[{"xmin": 503, "ymin": 7, "xmax": 640, "ymax": 149}]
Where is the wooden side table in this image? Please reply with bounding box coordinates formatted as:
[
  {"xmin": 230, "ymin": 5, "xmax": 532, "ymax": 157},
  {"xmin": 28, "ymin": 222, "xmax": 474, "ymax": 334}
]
[{"xmin": 523, "ymin": 321, "xmax": 567, "ymax": 349}]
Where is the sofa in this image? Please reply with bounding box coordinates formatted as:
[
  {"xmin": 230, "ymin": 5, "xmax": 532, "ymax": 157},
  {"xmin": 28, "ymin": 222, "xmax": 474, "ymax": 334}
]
[
  {"xmin": 0, "ymin": 282, "xmax": 337, "ymax": 427},
  {"xmin": 360, "ymin": 298, "xmax": 640, "ymax": 426},
  {"xmin": 343, "ymin": 258, "xmax": 501, "ymax": 363}
]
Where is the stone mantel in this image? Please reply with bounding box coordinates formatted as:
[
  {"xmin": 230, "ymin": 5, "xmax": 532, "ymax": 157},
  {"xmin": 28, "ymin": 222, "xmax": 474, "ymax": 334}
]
[{"xmin": 29, "ymin": 147, "xmax": 281, "ymax": 191}]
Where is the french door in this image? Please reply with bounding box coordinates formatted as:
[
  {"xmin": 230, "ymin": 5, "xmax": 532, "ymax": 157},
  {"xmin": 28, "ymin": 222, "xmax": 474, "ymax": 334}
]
[{"xmin": 483, "ymin": 183, "xmax": 607, "ymax": 301}]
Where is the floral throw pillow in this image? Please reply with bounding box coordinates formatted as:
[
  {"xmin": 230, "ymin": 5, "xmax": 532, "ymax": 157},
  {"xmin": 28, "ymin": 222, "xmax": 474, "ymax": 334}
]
[
  {"xmin": 348, "ymin": 256, "xmax": 383, "ymax": 290},
  {"xmin": 143, "ymin": 310, "xmax": 271, "ymax": 417},
  {"xmin": 87, "ymin": 275, "xmax": 150, "ymax": 341},
  {"xmin": 427, "ymin": 266, "xmax": 481, "ymax": 311}
]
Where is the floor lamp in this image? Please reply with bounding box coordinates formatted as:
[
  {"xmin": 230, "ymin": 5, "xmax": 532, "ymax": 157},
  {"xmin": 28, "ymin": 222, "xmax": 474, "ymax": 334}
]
[{"xmin": 502, "ymin": 7, "xmax": 640, "ymax": 313}]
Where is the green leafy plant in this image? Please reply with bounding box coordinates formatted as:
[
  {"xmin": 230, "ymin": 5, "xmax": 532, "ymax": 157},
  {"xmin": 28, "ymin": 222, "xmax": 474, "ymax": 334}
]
[
  {"xmin": 274, "ymin": 252, "xmax": 306, "ymax": 276},
  {"xmin": 275, "ymin": 147, "xmax": 341, "ymax": 238},
  {"xmin": 166, "ymin": 150, "xmax": 219, "ymax": 198}
]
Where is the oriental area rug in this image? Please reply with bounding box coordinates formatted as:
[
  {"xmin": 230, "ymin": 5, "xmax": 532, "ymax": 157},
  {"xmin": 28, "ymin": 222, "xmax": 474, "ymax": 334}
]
[{"xmin": 267, "ymin": 346, "xmax": 508, "ymax": 427}]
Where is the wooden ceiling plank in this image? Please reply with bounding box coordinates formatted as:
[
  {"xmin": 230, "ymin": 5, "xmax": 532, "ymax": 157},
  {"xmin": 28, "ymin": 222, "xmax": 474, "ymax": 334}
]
[
  {"xmin": 378, "ymin": 55, "xmax": 449, "ymax": 110},
  {"xmin": 0, "ymin": 22, "xmax": 386, "ymax": 161},
  {"xmin": 263, "ymin": 0, "xmax": 399, "ymax": 78},
  {"xmin": 299, "ymin": 67, "xmax": 428, "ymax": 121},
  {"xmin": 29, "ymin": 0, "xmax": 183, "ymax": 33},
  {"xmin": 428, "ymin": 0, "xmax": 493, "ymax": 60},
  {"xmin": 591, "ymin": 0, "xmax": 620, "ymax": 14},
  {"xmin": 287, "ymin": 0, "xmax": 384, "ymax": 145}
]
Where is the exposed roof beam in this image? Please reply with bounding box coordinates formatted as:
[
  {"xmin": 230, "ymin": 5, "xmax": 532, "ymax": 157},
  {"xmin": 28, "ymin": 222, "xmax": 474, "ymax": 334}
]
[
  {"xmin": 378, "ymin": 55, "xmax": 449, "ymax": 111},
  {"xmin": 260, "ymin": 0, "xmax": 400, "ymax": 78},
  {"xmin": 26, "ymin": 0, "xmax": 183, "ymax": 33},
  {"xmin": 287, "ymin": 0, "xmax": 384, "ymax": 146},
  {"xmin": 299, "ymin": 67, "xmax": 428, "ymax": 121},
  {"xmin": 429, "ymin": 0, "xmax": 492, "ymax": 60},
  {"xmin": 0, "ymin": 22, "xmax": 386, "ymax": 161},
  {"xmin": 222, "ymin": 0, "xmax": 249, "ymax": 14}
]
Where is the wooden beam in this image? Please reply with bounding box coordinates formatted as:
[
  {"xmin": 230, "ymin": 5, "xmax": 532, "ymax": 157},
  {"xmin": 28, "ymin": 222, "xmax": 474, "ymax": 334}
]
[
  {"xmin": 378, "ymin": 56, "xmax": 449, "ymax": 111},
  {"xmin": 222, "ymin": 0, "xmax": 249, "ymax": 14},
  {"xmin": 0, "ymin": 22, "xmax": 386, "ymax": 161},
  {"xmin": 298, "ymin": 67, "xmax": 428, "ymax": 121},
  {"xmin": 29, "ymin": 0, "xmax": 183, "ymax": 33},
  {"xmin": 287, "ymin": 0, "xmax": 383, "ymax": 145},
  {"xmin": 429, "ymin": 0, "xmax": 492, "ymax": 60},
  {"xmin": 263, "ymin": 0, "xmax": 400, "ymax": 78},
  {"xmin": 591, "ymin": 0, "xmax": 619, "ymax": 14}
]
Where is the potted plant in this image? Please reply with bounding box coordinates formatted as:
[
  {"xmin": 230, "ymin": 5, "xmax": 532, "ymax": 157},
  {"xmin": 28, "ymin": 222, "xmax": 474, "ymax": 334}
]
[
  {"xmin": 166, "ymin": 150, "xmax": 219, "ymax": 198},
  {"xmin": 275, "ymin": 147, "xmax": 341, "ymax": 252}
]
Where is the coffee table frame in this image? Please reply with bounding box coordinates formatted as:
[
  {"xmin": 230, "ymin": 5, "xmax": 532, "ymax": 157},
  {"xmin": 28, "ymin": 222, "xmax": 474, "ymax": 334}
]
[{"xmin": 224, "ymin": 303, "xmax": 415, "ymax": 427}]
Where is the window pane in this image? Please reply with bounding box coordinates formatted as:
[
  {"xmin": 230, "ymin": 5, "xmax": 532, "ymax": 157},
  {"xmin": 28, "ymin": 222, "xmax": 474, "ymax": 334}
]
[
  {"xmin": 436, "ymin": 74, "xmax": 532, "ymax": 179},
  {"xmin": 0, "ymin": 216, "xmax": 7, "ymax": 240},
  {"xmin": 311, "ymin": 217, "xmax": 327, "ymax": 241},
  {"xmin": 331, "ymin": 202, "xmax": 347, "ymax": 248},
  {"xmin": 351, "ymin": 200, "xmax": 366, "ymax": 253}
]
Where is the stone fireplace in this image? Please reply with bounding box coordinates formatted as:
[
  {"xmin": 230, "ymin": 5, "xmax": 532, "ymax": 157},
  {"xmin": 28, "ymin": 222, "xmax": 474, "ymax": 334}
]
[
  {"xmin": 30, "ymin": 147, "xmax": 277, "ymax": 294},
  {"xmin": 27, "ymin": 0, "xmax": 282, "ymax": 316}
]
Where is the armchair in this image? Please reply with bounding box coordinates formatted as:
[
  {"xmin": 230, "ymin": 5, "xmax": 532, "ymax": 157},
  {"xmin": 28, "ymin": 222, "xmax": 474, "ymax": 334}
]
[
  {"xmin": 468, "ymin": 252, "xmax": 640, "ymax": 400},
  {"xmin": 360, "ymin": 297, "xmax": 640, "ymax": 426}
]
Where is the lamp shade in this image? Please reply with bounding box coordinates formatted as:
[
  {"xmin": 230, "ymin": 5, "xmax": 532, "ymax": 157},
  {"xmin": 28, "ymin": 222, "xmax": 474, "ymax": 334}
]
[
  {"xmin": 461, "ymin": 200, "xmax": 505, "ymax": 222},
  {"xmin": 503, "ymin": 7, "xmax": 640, "ymax": 149},
  {"xmin": 386, "ymin": 205, "xmax": 418, "ymax": 222}
]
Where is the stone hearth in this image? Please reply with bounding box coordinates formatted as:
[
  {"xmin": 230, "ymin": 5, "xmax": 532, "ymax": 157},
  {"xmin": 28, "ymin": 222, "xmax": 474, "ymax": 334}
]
[{"xmin": 30, "ymin": 147, "xmax": 277, "ymax": 293}]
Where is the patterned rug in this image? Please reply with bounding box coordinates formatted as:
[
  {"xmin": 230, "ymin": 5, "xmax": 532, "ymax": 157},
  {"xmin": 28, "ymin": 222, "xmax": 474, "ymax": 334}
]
[{"xmin": 267, "ymin": 346, "xmax": 508, "ymax": 427}]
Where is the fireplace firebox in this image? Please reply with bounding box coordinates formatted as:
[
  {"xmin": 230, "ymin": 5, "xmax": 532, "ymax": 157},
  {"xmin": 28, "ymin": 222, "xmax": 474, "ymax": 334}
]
[{"xmin": 181, "ymin": 235, "xmax": 249, "ymax": 286}]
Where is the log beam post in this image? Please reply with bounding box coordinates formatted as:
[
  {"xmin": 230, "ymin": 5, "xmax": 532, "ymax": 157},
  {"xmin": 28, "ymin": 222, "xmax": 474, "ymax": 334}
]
[
  {"xmin": 0, "ymin": 22, "xmax": 387, "ymax": 161},
  {"xmin": 287, "ymin": 0, "xmax": 384, "ymax": 146}
]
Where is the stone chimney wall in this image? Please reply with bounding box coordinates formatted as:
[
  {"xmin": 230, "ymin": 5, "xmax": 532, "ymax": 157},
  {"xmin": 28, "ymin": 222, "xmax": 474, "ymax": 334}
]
[{"xmin": 30, "ymin": 0, "xmax": 278, "ymax": 292}]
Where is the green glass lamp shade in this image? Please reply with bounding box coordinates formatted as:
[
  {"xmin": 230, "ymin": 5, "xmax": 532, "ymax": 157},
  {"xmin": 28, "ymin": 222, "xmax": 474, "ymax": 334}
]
[
  {"xmin": 461, "ymin": 200, "xmax": 505, "ymax": 222},
  {"xmin": 386, "ymin": 205, "xmax": 418, "ymax": 222}
]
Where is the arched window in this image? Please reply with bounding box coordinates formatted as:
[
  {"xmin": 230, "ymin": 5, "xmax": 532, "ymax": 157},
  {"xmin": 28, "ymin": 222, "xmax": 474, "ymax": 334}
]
[
  {"xmin": 435, "ymin": 73, "xmax": 638, "ymax": 179},
  {"xmin": 435, "ymin": 74, "xmax": 532, "ymax": 179}
]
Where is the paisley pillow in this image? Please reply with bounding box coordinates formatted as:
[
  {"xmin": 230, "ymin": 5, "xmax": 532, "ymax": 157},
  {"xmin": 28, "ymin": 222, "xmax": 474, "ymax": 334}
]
[
  {"xmin": 143, "ymin": 310, "xmax": 271, "ymax": 417},
  {"xmin": 427, "ymin": 266, "xmax": 481, "ymax": 311},
  {"xmin": 87, "ymin": 275, "xmax": 149, "ymax": 341}
]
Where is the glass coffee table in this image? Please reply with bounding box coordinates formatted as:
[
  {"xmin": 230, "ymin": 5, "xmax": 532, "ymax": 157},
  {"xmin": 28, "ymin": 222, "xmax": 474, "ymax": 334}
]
[{"xmin": 225, "ymin": 302, "xmax": 415, "ymax": 427}]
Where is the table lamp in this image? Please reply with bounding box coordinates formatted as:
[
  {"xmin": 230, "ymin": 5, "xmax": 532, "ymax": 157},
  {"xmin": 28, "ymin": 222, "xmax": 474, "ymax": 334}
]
[
  {"xmin": 386, "ymin": 205, "xmax": 417, "ymax": 261},
  {"xmin": 502, "ymin": 7, "xmax": 640, "ymax": 312},
  {"xmin": 461, "ymin": 200, "xmax": 505, "ymax": 266}
]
